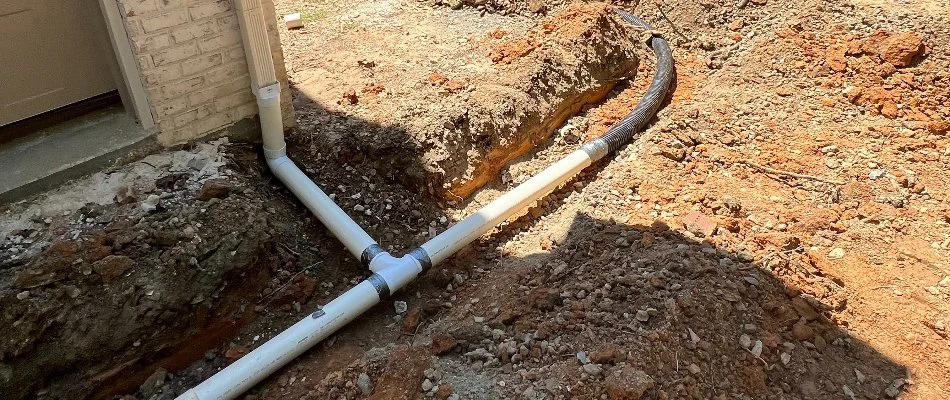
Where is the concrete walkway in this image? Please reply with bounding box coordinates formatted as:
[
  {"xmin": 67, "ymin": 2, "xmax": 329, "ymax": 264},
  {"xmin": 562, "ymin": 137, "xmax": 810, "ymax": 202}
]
[{"xmin": 0, "ymin": 105, "xmax": 154, "ymax": 204}]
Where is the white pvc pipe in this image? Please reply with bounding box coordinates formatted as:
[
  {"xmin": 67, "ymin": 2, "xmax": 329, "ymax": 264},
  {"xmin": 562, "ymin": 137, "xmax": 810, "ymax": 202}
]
[
  {"xmin": 176, "ymin": 280, "xmax": 382, "ymax": 400},
  {"xmin": 421, "ymin": 149, "xmax": 591, "ymax": 265},
  {"xmin": 259, "ymin": 85, "xmax": 376, "ymax": 259},
  {"xmin": 178, "ymin": 255, "xmax": 422, "ymax": 400},
  {"xmin": 268, "ymin": 155, "xmax": 378, "ymax": 259},
  {"xmin": 182, "ymin": 147, "xmax": 591, "ymax": 400}
]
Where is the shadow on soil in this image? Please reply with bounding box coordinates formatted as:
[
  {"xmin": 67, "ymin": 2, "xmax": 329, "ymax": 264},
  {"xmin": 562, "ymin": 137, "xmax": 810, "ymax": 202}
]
[{"xmin": 415, "ymin": 211, "xmax": 910, "ymax": 399}]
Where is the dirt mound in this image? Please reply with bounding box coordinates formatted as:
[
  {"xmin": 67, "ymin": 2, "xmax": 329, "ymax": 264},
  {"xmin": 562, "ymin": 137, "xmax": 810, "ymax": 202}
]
[
  {"xmin": 290, "ymin": 2, "xmax": 641, "ymax": 202},
  {"xmin": 410, "ymin": 214, "xmax": 906, "ymax": 399},
  {"xmin": 434, "ymin": 3, "xmax": 639, "ymax": 199}
]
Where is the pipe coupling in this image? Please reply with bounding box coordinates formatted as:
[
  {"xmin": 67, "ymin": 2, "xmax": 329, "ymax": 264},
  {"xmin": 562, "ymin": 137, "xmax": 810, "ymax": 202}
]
[
  {"xmin": 581, "ymin": 139, "xmax": 610, "ymax": 161},
  {"xmin": 254, "ymin": 83, "xmax": 281, "ymax": 104},
  {"xmin": 263, "ymin": 144, "xmax": 287, "ymax": 160}
]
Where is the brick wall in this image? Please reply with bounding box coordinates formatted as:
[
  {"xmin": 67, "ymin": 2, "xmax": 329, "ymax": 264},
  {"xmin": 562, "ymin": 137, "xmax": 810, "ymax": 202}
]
[{"xmin": 116, "ymin": 0, "xmax": 294, "ymax": 145}]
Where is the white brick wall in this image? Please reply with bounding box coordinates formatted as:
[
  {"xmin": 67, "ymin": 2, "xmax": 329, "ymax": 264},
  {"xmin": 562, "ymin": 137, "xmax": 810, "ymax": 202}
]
[{"xmin": 116, "ymin": 0, "xmax": 293, "ymax": 145}]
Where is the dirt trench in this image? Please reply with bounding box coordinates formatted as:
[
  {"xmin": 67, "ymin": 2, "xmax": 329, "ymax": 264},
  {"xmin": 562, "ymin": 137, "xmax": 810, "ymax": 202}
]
[
  {"xmin": 0, "ymin": 139, "xmax": 422, "ymax": 399},
  {"xmin": 0, "ymin": 145, "xmax": 275, "ymax": 398}
]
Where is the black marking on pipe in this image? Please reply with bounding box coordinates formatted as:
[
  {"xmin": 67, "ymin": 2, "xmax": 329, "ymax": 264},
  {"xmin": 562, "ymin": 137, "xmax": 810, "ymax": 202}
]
[
  {"xmin": 408, "ymin": 248, "xmax": 432, "ymax": 272},
  {"xmin": 360, "ymin": 244, "xmax": 386, "ymax": 267},
  {"xmin": 311, "ymin": 306, "xmax": 325, "ymax": 319},
  {"xmin": 367, "ymin": 273, "xmax": 390, "ymax": 299}
]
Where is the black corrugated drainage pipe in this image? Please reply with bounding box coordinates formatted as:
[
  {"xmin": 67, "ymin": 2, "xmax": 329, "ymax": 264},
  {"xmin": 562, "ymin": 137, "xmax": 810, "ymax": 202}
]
[{"xmin": 177, "ymin": 3, "xmax": 673, "ymax": 399}]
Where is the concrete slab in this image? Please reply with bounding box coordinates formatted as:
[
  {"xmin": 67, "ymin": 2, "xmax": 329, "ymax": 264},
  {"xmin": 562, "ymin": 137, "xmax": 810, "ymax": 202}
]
[{"xmin": 0, "ymin": 105, "xmax": 156, "ymax": 204}]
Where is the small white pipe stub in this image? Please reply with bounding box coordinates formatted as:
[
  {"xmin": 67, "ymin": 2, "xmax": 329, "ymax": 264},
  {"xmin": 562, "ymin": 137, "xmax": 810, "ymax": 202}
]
[{"xmin": 284, "ymin": 13, "xmax": 303, "ymax": 29}]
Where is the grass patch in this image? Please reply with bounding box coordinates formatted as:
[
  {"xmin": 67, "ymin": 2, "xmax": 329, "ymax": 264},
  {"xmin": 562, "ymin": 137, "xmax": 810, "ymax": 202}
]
[{"xmin": 300, "ymin": 8, "xmax": 328, "ymax": 22}]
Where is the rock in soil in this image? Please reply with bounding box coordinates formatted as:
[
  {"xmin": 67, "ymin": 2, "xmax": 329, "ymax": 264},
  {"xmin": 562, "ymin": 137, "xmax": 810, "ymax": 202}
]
[
  {"xmin": 357, "ymin": 373, "xmax": 374, "ymax": 395},
  {"xmin": 196, "ymin": 179, "xmax": 232, "ymax": 201},
  {"xmin": 91, "ymin": 255, "xmax": 135, "ymax": 283},
  {"xmin": 430, "ymin": 333, "xmax": 459, "ymax": 355},
  {"xmin": 605, "ymin": 367, "xmax": 655, "ymax": 399}
]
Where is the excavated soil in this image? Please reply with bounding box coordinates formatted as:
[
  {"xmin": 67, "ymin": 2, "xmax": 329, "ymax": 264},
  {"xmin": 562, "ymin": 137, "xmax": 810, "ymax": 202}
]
[
  {"xmin": 286, "ymin": 2, "xmax": 641, "ymax": 201},
  {"xmin": 1, "ymin": 0, "xmax": 948, "ymax": 399}
]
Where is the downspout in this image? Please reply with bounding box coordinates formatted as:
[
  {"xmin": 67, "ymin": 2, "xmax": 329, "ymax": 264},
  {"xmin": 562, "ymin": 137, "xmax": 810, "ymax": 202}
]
[{"xmin": 177, "ymin": 3, "xmax": 672, "ymax": 400}]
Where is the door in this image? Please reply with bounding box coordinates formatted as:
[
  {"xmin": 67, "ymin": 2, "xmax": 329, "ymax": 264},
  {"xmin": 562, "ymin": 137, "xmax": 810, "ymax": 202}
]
[{"xmin": 0, "ymin": 0, "xmax": 118, "ymax": 127}]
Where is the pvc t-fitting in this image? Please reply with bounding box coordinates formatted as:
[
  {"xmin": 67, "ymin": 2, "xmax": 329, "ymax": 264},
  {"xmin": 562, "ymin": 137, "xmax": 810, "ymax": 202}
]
[{"xmin": 366, "ymin": 253, "xmax": 424, "ymax": 299}]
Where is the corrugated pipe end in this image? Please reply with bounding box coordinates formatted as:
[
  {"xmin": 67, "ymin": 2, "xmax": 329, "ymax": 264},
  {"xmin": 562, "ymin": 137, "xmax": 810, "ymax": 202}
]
[{"xmin": 579, "ymin": 8, "xmax": 674, "ymax": 157}]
